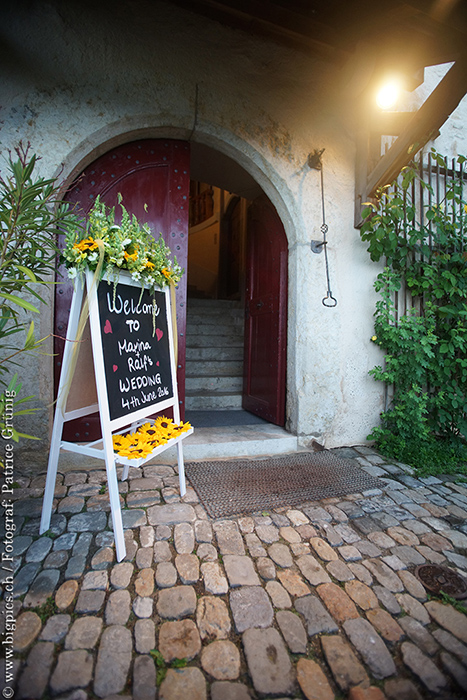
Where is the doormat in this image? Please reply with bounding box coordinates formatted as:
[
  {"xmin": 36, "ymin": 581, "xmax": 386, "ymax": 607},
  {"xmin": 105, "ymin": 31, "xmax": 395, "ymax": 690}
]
[{"xmin": 186, "ymin": 451, "xmax": 383, "ymax": 519}]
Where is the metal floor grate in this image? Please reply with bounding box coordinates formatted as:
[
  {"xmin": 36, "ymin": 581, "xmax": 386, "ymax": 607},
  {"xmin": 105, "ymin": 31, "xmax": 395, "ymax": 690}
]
[{"xmin": 186, "ymin": 451, "xmax": 383, "ymax": 518}]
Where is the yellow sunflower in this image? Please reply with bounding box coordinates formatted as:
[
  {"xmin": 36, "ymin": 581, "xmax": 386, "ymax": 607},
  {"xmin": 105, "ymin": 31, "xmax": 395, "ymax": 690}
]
[{"xmin": 73, "ymin": 236, "xmax": 99, "ymax": 252}]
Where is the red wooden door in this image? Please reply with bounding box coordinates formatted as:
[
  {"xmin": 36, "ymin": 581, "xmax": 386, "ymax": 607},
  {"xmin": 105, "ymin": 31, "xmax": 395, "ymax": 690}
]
[
  {"xmin": 242, "ymin": 196, "xmax": 288, "ymax": 426},
  {"xmin": 55, "ymin": 139, "xmax": 190, "ymax": 441}
]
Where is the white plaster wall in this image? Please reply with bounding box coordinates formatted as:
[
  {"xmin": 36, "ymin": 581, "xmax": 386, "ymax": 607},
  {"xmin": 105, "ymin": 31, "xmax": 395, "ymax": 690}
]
[{"xmin": 1, "ymin": 0, "xmax": 385, "ymax": 448}]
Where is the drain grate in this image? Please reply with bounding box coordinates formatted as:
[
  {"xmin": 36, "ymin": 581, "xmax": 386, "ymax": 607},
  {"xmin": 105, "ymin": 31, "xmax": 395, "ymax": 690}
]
[
  {"xmin": 414, "ymin": 564, "xmax": 467, "ymax": 600},
  {"xmin": 186, "ymin": 451, "xmax": 383, "ymax": 519}
]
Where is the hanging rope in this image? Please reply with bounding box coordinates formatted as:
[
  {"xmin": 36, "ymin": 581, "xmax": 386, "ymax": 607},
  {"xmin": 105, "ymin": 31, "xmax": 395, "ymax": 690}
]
[{"xmin": 318, "ymin": 165, "xmax": 337, "ymax": 307}]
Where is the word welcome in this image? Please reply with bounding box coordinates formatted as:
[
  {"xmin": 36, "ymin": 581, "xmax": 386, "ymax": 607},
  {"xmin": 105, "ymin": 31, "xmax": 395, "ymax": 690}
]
[{"xmin": 106, "ymin": 292, "xmax": 160, "ymax": 318}]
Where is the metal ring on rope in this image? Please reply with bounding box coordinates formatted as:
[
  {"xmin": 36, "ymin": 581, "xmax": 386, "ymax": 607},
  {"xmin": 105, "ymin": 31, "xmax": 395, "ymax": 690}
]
[
  {"xmin": 322, "ymin": 292, "xmax": 337, "ymax": 307},
  {"xmin": 309, "ymin": 154, "xmax": 337, "ymax": 307}
]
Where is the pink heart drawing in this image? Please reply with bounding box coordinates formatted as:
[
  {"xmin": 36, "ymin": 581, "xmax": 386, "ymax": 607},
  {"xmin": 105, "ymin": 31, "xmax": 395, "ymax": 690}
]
[
  {"xmin": 113, "ymin": 365, "xmax": 118, "ymax": 372},
  {"xmin": 104, "ymin": 319, "xmax": 112, "ymax": 334},
  {"xmin": 156, "ymin": 361, "xmax": 160, "ymax": 366},
  {"xmin": 156, "ymin": 328, "xmax": 163, "ymax": 341}
]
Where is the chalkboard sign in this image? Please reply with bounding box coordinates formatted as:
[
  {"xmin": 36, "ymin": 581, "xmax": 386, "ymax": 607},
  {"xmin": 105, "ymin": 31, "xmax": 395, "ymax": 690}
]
[
  {"xmin": 41, "ymin": 269, "xmax": 192, "ymax": 563},
  {"xmin": 97, "ymin": 280, "xmax": 173, "ymax": 422}
]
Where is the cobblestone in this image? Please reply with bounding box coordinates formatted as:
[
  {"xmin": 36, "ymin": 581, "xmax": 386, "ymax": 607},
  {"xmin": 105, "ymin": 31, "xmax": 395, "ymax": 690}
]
[
  {"xmin": 65, "ymin": 616, "xmax": 103, "ymax": 650},
  {"xmin": 10, "ymin": 447, "xmax": 467, "ymax": 699},
  {"xmin": 321, "ymin": 635, "xmax": 369, "ymax": 691},
  {"xmin": 401, "ymin": 641, "xmax": 448, "ymax": 694},
  {"xmin": 23, "ymin": 568, "xmax": 60, "ymax": 608},
  {"xmin": 94, "ymin": 625, "xmax": 132, "ymax": 697},
  {"xmin": 133, "ymin": 654, "xmax": 156, "ymax": 700},
  {"xmin": 256, "ymin": 555, "xmax": 276, "ymax": 579},
  {"xmin": 296, "ymin": 658, "xmax": 333, "ymax": 700},
  {"xmin": 159, "ymin": 667, "xmax": 206, "ymax": 700},
  {"xmin": 201, "ymin": 639, "xmax": 240, "ymax": 679},
  {"xmin": 268, "ymin": 541, "xmax": 293, "ymax": 567},
  {"xmin": 159, "ymin": 619, "xmax": 201, "ymax": 661},
  {"xmin": 17, "ymin": 641, "xmax": 54, "ymax": 699},
  {"xmin": 133, "ymin": 595, "xmax": 154, "ymax": 618},
  {"xmin": 50, "ymin": 649, "xmax": 94, "ymax": 695},
  {"xmin": 197, "ymin": 596, "xmax": 231, "ymax": 640},
  {"xmin": 201, "ymin": 561, "xmax": 228, "ymax": 594},
  {"xmin": 243, "ymin": 627, "xmax": 295, "ymax": 696},
  {"xmin": 55, "ymin": 579, "xmax": 79, "ymax": 609},
  {"xmin": 175, "ymin": 552, "xmax": 199, "ymax": 583},
  {"xmin": 399, "ymin": 615, "xmax": 438, "ymax": 655},
  {"xmin": 13, "ymin": 611, "xmax": 42, "ymax": 652},
  {"xmin": 39, "ymin": 614, "xmax": 71, "ymax": 643},
  {"xmin": 276, "ymin": 609, "xmax": 307, "ymax": 653},
  {"xmin": 105, "ymin": 589, "xmax": 131, "ymax": 625},
  {"xmin": 295, "ymin": 594, "xmax": 339, "ymax": 635},
  {"xmin": 230, "ymin": 585, "xmax": 273, "ymax": 632},
  {"xmin": 343, "ymin": 618, "xmax": 396, "ymax": 679},
  {"xmin": 365, "ymin": 607, "xmax": 404, "ymax": 643},
  {"xmin": 134, "ymin": 618, "xmax": 156, "ymax": 654}
]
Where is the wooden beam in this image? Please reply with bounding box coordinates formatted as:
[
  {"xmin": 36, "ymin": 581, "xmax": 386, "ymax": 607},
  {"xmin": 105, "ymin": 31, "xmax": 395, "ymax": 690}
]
[
  {"xmin": 167, "ymin": 0, "xmax": 348, "ymax": 60},
  {"xmin": 366, "ymin": 56, "xmax": 467, "ymax": 196},
  {"xmin": 354, "ymin": 124, "xmax": 372, "ymax": 228}
]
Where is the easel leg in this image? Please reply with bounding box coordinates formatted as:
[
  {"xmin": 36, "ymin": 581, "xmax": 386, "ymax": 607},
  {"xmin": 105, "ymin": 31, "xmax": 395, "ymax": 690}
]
[
  {"xmin": 177, "ymin": 442, "xmax": 186, "ymax": 497},
  {"xmin": 41, "ymin": 279, "xmax": 84, "ymax": 534},
  {"xmin": 104, "ymin": 445, "xmax": 126, "ymax": 562},
  {"xmin": 40, "ymin": 411, "xmax": 64, "ymax": 534},
  {"xmin": 121, "ymin": 422, "xmax": 139, "ymax": 481}
]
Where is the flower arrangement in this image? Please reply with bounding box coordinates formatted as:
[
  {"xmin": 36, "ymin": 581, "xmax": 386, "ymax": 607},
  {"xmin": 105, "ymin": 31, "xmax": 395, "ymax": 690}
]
[
  {"xmin": 112, "ymin": 417, "xmax": 192, "ymax": 459},
  {"xmin": 62, "ymin": 195, "xmax": 183, "ymax": 291}
]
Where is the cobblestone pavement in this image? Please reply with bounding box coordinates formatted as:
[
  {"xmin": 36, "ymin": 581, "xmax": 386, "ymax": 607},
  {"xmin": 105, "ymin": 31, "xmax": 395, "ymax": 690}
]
[{"xmin": 4, "ymin": 445, "xmax": 467, "ymax": 699}]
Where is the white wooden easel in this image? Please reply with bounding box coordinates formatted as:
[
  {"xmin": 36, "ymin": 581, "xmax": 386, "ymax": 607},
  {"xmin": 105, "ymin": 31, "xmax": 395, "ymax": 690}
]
[{"xmin": 40, "ymin": 271, "xmax": 192, "ymax": 561}]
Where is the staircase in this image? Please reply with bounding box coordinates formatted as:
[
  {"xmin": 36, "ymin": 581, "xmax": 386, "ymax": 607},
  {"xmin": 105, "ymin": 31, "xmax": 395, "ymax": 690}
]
[
  {"xmin": 180, "ymin": 297, "xmax": 299, "ymax": 459},
  {"xmin": 185, "ymin": 298, "xmax": 245, "ymax": 410}
]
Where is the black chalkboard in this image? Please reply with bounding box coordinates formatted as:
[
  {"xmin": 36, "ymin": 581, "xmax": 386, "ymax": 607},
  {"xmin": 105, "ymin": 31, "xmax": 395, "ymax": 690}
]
[{"xmin": 97, "ymin": 279, "xmax": 174, "ymax": 422}]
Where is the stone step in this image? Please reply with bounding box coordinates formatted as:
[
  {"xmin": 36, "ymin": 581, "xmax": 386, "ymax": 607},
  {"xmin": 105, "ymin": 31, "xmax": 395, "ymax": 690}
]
[
  {"xmin": 186, "ymin": 346, "xmax": 243, "ymax": 362},
  {"xmin": 186, "ymin": 334, "xmax": 243, "ymax": 348},
  {"xmin": 165, "ymin": 423, "xmax": 298, "ymax": 459},
  {"xmin": 187, "ymin": 299, "xmax": 242, "ymax": 310},
  {"xmin": 186, "ymin": 322, "xmax": 244, "ymax": 337},
  {"xmin": 185, "ymin": 375, "xmax": 243, "ymax": 393},
  {"xmin": 187, "ymin": 310, "xmax": 244, "ymax": 325},
  {"xmin": 185, "ymin": 391, "xmax": 243, "ymax": 409},
  {"xmin": 186, "ymin": 360, "xmax": 243, "ymax": 377}
]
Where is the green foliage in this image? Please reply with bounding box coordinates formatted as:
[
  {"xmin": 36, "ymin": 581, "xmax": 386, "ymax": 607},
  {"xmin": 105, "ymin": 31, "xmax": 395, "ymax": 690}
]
[
  {"xmin": 438, "ymin": 591, "xmax": 467, "ymax": 615},
  {"xmin": 0, "ymin": 373, "xmax": 41, "ymax": 442},
  {"xmin": 61, "ymin": 194, "xmax": 183, "ymax": 291},
  {"xmin": 0, "ymin": 142, "xmax": 81, "ymax": 438},
  {"xmin": 31, "ymin": 596, "xmax": 58, "ymax": 623},
  {"xmin": 361, "ymin": 149, "xmax": 467, "ymax": 472},
  {"xmin": 150, "ymin": 649, "xmax": 187, "ymax": 686}
]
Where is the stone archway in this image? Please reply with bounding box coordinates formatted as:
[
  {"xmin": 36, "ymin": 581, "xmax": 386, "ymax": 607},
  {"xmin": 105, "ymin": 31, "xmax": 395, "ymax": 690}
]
[{"xmin": 55, "ymin": 125, "xmax": 300, "ymax": 437}]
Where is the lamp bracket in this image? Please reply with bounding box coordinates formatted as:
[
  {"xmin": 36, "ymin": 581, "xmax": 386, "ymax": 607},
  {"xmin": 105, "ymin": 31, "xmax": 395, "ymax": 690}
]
[{"xmin": 308, "ymin": 149, "xmax": 325, "ymax": 170}]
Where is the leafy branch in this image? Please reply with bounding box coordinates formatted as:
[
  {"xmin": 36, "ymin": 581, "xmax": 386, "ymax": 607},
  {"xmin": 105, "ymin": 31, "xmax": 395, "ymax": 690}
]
[{"xmin": 0, "ymin": 142, "xmax": 82, "ymax": 440}]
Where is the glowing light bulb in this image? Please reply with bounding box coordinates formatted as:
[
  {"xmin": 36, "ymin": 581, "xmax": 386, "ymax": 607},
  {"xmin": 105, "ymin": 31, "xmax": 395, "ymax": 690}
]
[{"xmin": 376, "ymin": 79, "xmax": 401, "ymax": 110}]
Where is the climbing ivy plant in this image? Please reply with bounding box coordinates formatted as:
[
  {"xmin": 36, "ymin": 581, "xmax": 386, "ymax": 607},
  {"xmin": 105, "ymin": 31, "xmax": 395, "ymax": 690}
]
[{"xmin": 360, "ymin": 149, "xmax": 467, "ymax": 473}]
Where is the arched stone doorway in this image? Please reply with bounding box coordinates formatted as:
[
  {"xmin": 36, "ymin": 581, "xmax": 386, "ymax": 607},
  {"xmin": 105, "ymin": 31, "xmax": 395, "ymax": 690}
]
[{"xmin": 55, "ymin": 138, "xmax": 288, "ymax": 440}]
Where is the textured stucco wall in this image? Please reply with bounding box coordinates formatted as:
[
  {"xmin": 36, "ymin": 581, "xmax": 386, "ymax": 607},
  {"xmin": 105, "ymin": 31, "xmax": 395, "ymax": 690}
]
[{"xmin": 1, "ymin": 0, "xmax": 397, "ymax": 448}]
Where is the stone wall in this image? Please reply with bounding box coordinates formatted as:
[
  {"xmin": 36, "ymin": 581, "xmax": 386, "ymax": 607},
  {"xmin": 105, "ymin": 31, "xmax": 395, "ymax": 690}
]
[{"xmin": 4, "ymin": 0, "xmax": 462, "ymax": 449}]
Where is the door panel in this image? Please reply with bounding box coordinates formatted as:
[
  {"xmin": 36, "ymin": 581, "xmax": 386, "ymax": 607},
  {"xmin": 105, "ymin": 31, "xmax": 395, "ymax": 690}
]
[
  {"xmin": 242, "ymin": 196, "xmax": 287, "ymax": 425},
  {"xmin": 55, "ymin": 139, "xmax": 190, "ymax": 441}
]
